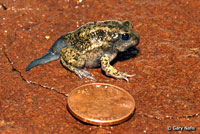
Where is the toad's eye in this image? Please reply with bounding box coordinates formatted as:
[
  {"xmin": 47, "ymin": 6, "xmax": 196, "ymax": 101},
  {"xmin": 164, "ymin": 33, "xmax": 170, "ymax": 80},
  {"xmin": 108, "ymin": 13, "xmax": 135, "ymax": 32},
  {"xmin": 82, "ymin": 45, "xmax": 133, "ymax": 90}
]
[{"xmin": 121, "ymin": 33, "xmax": 131, "ymax": 41}]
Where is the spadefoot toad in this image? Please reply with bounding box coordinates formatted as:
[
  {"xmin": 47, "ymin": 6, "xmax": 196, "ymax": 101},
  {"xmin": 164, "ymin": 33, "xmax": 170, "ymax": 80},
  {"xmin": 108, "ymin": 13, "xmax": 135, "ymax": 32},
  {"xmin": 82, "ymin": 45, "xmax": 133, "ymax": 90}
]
[{"xmin": 26, "ymin": 20, "xmax": 139, "ymax": 81}]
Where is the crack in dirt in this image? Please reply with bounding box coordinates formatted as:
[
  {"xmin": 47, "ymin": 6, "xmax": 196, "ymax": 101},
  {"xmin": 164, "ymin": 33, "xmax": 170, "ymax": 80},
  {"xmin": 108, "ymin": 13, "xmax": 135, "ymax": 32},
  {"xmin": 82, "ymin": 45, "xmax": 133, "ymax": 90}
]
[
  {"xmin": 0, "ymin": 3, "xmax": 7, "ymax": 10},
  {"xmin": 139, "ymin": 113, "xmax": 200, "ymax": 121},
  {"xmin": 3, "ymin": 50, "xmax": 68, "ymax": 98},
  {"xmin": 2, "ymin": 49, "xmax": 200, "ymax": 121}
]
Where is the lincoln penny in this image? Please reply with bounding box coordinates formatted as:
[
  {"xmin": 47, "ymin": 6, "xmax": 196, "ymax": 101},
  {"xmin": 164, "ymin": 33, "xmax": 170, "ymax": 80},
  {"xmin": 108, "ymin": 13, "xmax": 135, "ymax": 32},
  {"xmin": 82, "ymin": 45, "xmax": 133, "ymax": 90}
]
[{"xmin": 67, "ymin": 83, "xmax": 135, "ymax": 125}]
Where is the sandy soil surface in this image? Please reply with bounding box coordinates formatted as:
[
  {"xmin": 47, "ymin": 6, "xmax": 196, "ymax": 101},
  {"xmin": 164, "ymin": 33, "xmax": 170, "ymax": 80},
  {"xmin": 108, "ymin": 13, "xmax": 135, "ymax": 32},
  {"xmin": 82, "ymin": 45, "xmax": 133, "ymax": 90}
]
[{"xmin": 0, "ymin": 0, "xmax": 200, "ymax": 133}]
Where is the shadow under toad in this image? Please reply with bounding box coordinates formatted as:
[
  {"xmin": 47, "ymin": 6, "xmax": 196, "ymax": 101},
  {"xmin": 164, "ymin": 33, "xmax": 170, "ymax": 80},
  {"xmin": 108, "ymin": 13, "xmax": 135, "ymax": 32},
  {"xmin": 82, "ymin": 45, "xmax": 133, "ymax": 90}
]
[{"xmin": 111, "ymin": 47, "xmax": 139, "ymax": 65}]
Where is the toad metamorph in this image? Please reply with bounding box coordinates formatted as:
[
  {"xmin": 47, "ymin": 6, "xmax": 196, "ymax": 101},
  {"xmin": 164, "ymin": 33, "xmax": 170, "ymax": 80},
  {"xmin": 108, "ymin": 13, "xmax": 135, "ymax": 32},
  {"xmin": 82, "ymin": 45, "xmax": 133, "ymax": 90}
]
[{"xmin": 26, "ymin": 20, "xmax": 139, "ymax": 81}]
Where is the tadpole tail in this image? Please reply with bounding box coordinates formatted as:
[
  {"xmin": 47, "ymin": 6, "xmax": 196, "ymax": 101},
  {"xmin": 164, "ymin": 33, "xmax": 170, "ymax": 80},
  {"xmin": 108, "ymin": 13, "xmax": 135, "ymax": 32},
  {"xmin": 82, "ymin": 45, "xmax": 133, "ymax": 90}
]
[
  {"xmin": 25, "ymin": 52, "xmax": 59, "ymax": 71},
  {"xmin": 26, "ymin": 36, "xmax": 69, "ymax": 72}
]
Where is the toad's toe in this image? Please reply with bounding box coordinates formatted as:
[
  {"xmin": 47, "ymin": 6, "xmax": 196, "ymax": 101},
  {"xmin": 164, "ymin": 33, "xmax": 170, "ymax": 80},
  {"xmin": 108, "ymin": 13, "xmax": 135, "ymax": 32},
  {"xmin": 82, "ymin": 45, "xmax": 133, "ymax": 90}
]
[{"xmin": 74, "ymin": 69, "xmax": 96, "ymax": 81}]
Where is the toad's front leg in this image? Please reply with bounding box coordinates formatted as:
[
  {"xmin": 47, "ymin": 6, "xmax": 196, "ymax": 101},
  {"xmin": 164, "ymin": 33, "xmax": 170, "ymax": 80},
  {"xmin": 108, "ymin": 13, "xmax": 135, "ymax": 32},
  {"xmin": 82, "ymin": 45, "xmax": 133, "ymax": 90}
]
[{"xmin": 100, "ymin": 54, "xmax": 135, "ymax": 82}]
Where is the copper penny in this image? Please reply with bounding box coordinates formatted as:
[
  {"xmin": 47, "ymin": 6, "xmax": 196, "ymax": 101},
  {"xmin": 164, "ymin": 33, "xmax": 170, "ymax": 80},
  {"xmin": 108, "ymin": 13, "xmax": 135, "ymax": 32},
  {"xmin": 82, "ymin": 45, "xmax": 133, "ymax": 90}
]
[{"xmin": 67, "ymin": 83, "xmax": 135, "ymax": 125}]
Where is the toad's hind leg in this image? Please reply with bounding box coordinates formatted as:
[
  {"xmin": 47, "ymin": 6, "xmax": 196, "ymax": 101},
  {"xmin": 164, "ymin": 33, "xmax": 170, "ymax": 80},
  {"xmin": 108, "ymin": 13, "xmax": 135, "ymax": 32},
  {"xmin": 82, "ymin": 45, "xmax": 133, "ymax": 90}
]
[{"xmin": 60, "ymin": 47, "xmax": 96, "ymax": 81}]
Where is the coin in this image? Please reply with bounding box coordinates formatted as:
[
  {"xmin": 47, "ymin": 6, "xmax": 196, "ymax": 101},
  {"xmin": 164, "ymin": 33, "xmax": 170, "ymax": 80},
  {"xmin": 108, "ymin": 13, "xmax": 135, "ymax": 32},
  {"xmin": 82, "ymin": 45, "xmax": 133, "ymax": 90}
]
[{"xmin": 67, "ymin": 83, "xmax": 135, "ymax": 125}]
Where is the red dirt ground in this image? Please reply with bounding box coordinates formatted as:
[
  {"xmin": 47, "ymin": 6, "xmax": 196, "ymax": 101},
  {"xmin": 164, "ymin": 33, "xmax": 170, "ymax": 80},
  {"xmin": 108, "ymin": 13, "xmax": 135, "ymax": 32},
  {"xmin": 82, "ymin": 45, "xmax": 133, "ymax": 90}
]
[{"xmin": 1, "ymin": 0, "xmax": 200, "ymax": 133}]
